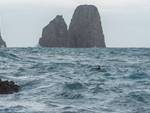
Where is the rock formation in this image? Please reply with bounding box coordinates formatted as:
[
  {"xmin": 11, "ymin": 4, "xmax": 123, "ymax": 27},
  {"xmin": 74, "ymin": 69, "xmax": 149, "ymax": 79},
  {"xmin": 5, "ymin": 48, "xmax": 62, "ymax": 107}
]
[
  {"xmin": 39, "ymin": 5, "xmax": 106, "ymax": 48},
  {"xmin": 0, "ymin": 79, "xmax": 20, "ymax": 94},
  {"xmin": 68, "ymin": 5, "xmax": 106, "ymax": 48},
  {"xmin": 39, "ymin": 15, "xmax": 68, "ymax": 47},
  {"xmin": 0, "ymin": 33, "xmax": 6, "ymax": 48}
]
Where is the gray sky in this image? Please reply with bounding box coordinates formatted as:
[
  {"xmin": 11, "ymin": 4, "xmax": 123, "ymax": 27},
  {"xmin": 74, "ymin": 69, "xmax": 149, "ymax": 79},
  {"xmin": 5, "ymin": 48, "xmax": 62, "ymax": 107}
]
[{"xmin": 0, "ymin": 0, "xmax": 150, "ymax": 47}]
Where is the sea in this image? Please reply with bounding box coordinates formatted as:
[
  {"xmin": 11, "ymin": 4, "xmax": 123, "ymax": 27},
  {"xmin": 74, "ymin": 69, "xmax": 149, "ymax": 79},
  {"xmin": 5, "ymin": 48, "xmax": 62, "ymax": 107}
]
[{"xmin": 0, "ymin": 48, "xmax": 150, "ymax": 113}]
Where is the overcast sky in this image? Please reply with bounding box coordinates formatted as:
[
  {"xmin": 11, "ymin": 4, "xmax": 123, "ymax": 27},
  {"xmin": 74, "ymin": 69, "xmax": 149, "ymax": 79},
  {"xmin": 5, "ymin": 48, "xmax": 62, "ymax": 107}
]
[{"xmin": 0, "ymin": 0, "xmax": 150, "ymax": 47}]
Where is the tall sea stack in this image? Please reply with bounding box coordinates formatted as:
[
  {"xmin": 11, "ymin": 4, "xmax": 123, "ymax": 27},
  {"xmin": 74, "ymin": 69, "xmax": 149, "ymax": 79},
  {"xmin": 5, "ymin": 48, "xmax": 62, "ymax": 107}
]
[
  {"xmin": 0, "ymin": 33, "xmax": 6, "ymax": 48},
  {"xmin": 68, "ymin": 5, "xmax": 106, "ymax": 48},
  {"xmin": 39, "ymin": 5, "xmax": 106, "ymax": 48},
  {"xmin": 39, "ymin": 15, "xmax": 68, "ymax": 47}
]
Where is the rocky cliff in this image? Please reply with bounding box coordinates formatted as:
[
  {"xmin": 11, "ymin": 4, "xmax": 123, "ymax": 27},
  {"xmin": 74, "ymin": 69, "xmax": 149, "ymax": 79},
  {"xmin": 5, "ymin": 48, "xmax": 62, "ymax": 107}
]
[
  {"xmin": 0, "ymin": 33, "xmax": 6, "ymax": 48},
  {"xmin": 68, "ymin": 5, "xmax": 106, "ymax": 48},
  {"xmin": 39, "ymin": 15, "xmax": 68, "ymax": 47}
]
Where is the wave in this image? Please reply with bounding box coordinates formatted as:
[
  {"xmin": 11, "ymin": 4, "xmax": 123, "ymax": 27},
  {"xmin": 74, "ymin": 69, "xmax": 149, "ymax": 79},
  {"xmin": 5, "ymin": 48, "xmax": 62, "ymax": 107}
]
[{"xmin": 0, "ymin": 48, "xmax": 150, "ymax": 113}]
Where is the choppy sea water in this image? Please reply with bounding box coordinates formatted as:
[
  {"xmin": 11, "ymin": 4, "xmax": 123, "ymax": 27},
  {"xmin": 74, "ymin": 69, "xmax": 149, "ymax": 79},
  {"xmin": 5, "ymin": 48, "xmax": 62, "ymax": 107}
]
[{"xmin": 0, "ymin": 48, "xmax": 150, "ymax": 113}]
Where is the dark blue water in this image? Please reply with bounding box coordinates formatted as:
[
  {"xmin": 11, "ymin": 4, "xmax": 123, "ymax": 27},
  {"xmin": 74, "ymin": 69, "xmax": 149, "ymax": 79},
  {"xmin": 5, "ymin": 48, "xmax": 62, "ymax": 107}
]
[{"xmin": 0, "ymin": 48, "xmax": 150, "ymax": 113}]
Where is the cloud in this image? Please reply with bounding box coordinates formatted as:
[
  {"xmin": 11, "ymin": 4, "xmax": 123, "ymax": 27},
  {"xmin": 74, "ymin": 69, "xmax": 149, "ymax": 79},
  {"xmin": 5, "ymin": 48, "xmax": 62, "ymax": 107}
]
[
  {"xmin": 0, "ymin": 0, "xmax": 149, "ymax": 9},
  {"xmin": 0, "ymin": 0, "xmax": 146, "ymax": 6}
]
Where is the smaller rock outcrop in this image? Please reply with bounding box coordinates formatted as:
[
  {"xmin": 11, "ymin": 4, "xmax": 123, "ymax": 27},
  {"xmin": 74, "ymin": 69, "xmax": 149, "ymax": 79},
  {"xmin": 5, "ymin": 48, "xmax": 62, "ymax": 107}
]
[
  {"xmin": 0, "ymin": 33, "xmax": 6, "ymax": 48},
  {"xmin": 39, "ymin": 15, "xmax": 68, "ymax": 47},
  {"xmin": 0, "ymin": 79, "xmax": 20, "ymax": 94}
]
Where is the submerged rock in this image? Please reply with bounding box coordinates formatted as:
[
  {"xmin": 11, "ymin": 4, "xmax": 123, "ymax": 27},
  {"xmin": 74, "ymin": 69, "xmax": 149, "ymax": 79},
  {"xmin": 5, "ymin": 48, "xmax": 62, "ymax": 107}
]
[
  {"xmin": 0, "ymin": 33, "xmax": 6, "ymax": 48},
  {"xmin": 39, "ymin": 15, "xmax": 68, "ymax": 47},
  {"xmin": 0, "ymin": 79, "xmax": 20, "ymax": 94},
  {"xmin": 68, "ymin": 5, "xmax": 106, "ymax": 48}
]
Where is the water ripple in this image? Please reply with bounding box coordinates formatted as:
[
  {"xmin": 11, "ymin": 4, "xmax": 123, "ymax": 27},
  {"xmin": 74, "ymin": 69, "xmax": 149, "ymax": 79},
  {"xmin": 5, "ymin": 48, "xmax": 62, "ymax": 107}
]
[{"xmin": 0, "ymin": 48, "xmax": 150, "ymax": 113}]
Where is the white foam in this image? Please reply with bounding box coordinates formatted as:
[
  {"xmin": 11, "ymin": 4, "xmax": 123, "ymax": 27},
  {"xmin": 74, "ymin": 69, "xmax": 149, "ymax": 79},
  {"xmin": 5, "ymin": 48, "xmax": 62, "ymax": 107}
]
[{"xmin": 0, "ymin": 100, "xmax": 48, "ymax": 112}]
